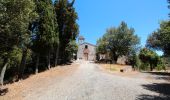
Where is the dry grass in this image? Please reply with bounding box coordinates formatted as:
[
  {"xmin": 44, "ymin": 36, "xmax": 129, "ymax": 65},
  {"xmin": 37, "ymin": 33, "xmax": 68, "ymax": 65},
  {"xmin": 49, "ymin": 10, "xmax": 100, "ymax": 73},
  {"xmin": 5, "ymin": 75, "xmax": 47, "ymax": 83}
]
[
  {"xmin": 99, "ymin": 64, "xmax": 125, "ymax": 72},
  {"xmin": 98, "ymin": 63, "xmax": 140, "ymax": 77},
  {"xmin": 98, "ymin": 64, "xmax": 170, "ymax": 83}
]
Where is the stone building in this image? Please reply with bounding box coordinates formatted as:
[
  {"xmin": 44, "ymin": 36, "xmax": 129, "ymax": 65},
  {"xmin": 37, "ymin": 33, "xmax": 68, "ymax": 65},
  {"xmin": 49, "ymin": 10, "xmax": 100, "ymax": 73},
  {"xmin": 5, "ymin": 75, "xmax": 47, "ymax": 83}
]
[{"xmin": 77, "ymin": 36, "xmax": 96, "ymax": 61}]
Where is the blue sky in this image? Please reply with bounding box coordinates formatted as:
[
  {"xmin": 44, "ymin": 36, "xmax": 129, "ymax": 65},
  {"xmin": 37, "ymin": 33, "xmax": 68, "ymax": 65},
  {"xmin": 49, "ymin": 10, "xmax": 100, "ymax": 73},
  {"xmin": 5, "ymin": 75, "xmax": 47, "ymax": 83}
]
[{"xmin": 73, "ymin": 0, "xmax": 169, "ymax": 47}]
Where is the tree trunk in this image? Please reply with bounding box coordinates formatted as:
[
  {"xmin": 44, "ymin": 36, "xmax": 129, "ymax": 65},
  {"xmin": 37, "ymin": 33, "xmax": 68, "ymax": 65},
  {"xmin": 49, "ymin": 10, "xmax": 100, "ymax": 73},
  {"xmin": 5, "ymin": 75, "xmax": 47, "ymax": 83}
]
[
  {"xmin": 35, "ymin": 54, "xmax": 39, "ymax": 74},
  {"xmin": 47, "ymin": 52, "xmax": 51, "ymax": 70},
  {"xmin": 63, "ymin": 47, "xmax": 67, "ymax": 64},
  {"xmin": 54, "ymin": 46, "xmax": 59, "ymax": 66},
  {"xmin": 111, "ymin": 51, "xmax": 118, "ymax": 64},
  {"xmin": 0, "ymin": 62, "xmax": 8, "ymax": 86},
  {"xmin": 18, "ymin": 49, "xmax": 27, "ymax": 79},
  {"xmin": 113, "ymin": 55, "xmax": 118, "ymax": 64},
  {"xmin": 60, "ymin": 43, "xmax": 66, "ymax": 64},
  {"xmin": 150, "ymin": 64, "xmax": 153, "ymax": 71}
]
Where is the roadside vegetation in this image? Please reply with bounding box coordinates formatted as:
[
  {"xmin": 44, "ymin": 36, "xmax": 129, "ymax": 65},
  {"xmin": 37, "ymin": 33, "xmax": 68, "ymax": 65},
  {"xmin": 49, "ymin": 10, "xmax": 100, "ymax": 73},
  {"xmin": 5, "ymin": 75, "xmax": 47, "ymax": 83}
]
[
  {"xmin": 0, "ymin": 0, "xmax": 170, "ymax": 97},
  {"xmin": 96, "ymin": 0, "xmax": 170, "ymax": 72},
  {"xmin": 0, "ymin": 0, "xmax": 78, "ymax": 86}
]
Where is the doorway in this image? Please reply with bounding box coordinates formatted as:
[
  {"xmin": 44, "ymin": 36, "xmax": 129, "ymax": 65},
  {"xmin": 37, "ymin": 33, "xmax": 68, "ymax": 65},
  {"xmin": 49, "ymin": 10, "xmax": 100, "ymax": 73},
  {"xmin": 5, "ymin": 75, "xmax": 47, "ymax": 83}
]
[{"xmin": 84, "ymin": 53, "xmax": 88, "ymax": 60}]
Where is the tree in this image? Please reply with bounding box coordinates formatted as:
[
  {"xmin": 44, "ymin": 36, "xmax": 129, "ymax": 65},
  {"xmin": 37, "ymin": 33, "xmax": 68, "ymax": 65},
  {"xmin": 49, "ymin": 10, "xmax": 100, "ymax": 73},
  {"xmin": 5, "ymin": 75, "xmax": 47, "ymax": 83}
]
[
  {"xmin": 146, "ymin": 0, "xmax": 170, "ymax": 56},
  {"xmin": 96, "ymin": 34, "xmax": 109, "ymax": 54},
  {"xmin": 139, "ymin": 48, "xmax": 160, "ymax": 71},
  {"xmin": 97, "ymin": 22, "xmax": 140, "ymax": 63},
  {"xmin": 0, "ymin": 0, "xmax": 78, "ymax": 85},
  {"xmin": 0, "ymin": 1, "xmax": 16, "ymax": 81},
  {"xmin": 108, "ymin": 22, "xmax": 140, "ymax": 63},
  {"xmin": 54, "ymin": 0, "xmax": 79, "ymax": 63},
  {"xmin": 0, "ymin": 0, "xmax": 37, "ymax": 83},
  {"xmin": 65, "ymin": 40, "xmax": 78, "ymax": 61},
  {"xmin": 146, "ymin": 21, "xmax": 170, "ymax": 56},
  {"xmin": 16, "ymin": 0, "xmax": 37, "ymax": 79},
  {"xmin": 127, "ymin": 51, "xmax": 141, "ymax": 70},
  {"xmin": 0, "ymin": 47, "xmax": 22, "ymax": 85},
  {"xmin": 32, "ymin": 0, "xmax": 59, "ymax": 73}
]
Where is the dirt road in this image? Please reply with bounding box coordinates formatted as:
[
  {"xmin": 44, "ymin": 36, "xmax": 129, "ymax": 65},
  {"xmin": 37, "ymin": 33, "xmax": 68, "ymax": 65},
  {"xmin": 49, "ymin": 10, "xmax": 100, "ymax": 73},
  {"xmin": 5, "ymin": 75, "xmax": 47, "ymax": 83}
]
[{"xmin": 1, "ymin": 61, "xmax": 170, "ymax": 100}]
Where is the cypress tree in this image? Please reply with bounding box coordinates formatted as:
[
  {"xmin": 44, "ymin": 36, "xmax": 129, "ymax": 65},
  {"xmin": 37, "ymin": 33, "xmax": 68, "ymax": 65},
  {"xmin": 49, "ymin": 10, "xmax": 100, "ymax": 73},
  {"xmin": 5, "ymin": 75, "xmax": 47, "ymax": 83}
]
[
  {"xmin": 0, "ymin": 0, "xmax": 37, "ymax": 82},
  {"xmin": 54, "ymin": 0, "xmax": 79, "ymax": 63},
  {"xmin": 33, "ymin": 0, "xmax": 58, "ymax": 73}
]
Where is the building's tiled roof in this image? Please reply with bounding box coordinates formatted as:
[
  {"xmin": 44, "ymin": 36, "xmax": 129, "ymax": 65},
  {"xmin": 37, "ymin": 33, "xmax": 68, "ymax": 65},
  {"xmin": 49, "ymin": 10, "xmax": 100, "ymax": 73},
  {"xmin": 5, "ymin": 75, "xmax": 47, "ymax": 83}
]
[{"xmin": 79, "ymin": 42, "xmax": 96, "ymax": 47}]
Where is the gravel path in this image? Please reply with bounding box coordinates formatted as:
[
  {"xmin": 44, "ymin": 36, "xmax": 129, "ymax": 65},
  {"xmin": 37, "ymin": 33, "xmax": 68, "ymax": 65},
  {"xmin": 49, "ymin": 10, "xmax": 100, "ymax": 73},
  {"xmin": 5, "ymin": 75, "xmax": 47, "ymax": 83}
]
[{"xmin": 23, "ymin": 61, "xmax": 170, "ymax": 100}]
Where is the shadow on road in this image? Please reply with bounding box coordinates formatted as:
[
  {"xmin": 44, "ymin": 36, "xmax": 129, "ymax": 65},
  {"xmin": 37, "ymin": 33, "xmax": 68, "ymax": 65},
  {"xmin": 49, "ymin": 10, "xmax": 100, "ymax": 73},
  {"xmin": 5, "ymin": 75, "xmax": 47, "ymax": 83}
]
[
  {"xmin": 141, "ymin": 72, "xmax": 170, "ymax": 81},
  {"xmin": 143, "ymin": 72, "xmax": 170, "ymax": 76},
  {"xmin": 136, "ymin": 83, "xmax": 170, "ymax": 100},
  {"xmin": 136, "ymin": 94, "xmax": 170, "ymax": 100}
]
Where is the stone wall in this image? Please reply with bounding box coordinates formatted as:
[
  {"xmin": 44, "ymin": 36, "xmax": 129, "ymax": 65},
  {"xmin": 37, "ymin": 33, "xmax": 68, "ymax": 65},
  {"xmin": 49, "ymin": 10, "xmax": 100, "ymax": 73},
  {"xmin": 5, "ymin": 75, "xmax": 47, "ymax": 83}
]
[{"xmin": 77, "ymin": 43, "xmax": 96, "ymax": 61}]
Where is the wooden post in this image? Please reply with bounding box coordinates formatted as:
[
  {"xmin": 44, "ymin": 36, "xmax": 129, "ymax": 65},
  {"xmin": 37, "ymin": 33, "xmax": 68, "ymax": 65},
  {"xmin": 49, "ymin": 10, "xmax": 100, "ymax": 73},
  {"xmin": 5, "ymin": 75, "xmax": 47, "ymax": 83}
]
[{"xmin": 110, "ymin": 60, "xmax": 112, "ymax": 71}]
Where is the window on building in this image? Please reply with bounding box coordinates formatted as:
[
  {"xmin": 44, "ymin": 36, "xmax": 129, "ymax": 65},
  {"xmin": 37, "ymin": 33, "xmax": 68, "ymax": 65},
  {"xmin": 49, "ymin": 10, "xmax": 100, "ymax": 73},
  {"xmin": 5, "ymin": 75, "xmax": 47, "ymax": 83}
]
[{"xmin": 85, "ymin": 45, "xmax": 88, "ymax": 49}]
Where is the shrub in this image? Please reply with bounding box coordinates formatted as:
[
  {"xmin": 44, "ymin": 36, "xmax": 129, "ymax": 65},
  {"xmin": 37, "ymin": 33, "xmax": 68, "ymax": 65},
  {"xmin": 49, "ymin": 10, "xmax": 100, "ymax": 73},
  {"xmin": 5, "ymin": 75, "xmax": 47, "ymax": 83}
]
[
  {"xmin": 156, "ymin": 58, "xmax": 166, "ymax": 71},
  {"xmin": 140, "ymin": 62, "xmax": 150, "ymax": 71},
  {"xmin": 127, "ymin": 53, "xmax": 141, "ymax": 70},
  {"xmin": 139, "ymin": 48, "xmax": 160, "ymax": 71}
]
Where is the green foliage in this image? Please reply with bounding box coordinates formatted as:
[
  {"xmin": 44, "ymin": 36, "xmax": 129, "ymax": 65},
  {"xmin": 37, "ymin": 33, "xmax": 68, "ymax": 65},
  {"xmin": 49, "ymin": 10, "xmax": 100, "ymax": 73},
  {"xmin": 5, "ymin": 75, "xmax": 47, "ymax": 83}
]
[
  {"xmin": 66, "ymin": 40, "xmax": 78, "ymax": 54},
  {"xmin": 147, "ymin": 21, "xmax": 170, "ymax": 56},
  {"xmin": 8, "ymin": 46, "xmax": 22, "ymax": 65},
  {"xmin": 0, "ymin": 0, "xmax": 37, "ymax": 64},
  {"xmin": 144, "ymin": 1, "xmax": 170, "ymax": 70},
  {"xmin": 96, "ymin": 21, "xmax": 140, "ymax": 63},
  {"xmin": 140, "ymin": 62, "xmax": 150, "ymax": 71},
  {"xmin": 139, "ymin": 48, "xmax": 157, "ymax": 63},
  {"xmin": 96, "ymin": 37, "xmax": 108, "ymax": 54},
  {"xmin": 128, "ymin": 52, "xmax": 141, "ymax": 69},
  {"xmin": 54, "ymin": 0, "xmax": 79, "ymax": 40},
  {"xmin": 26, "ymin": 49, "xmax": 32, "ymax": 63},
  {"xmin": 156, "ymin": 58, "xmax": 166, "ymax": 71},
  {"xmin": 139, "ymin": 48, "xmax": 165, "ymax": 71},
  {"xmin": 0, "ymin": 0, "xmax": 78, "ymax": 82},
  {"xmin": 65, "ymin": 40, "xmax": 78, "ymax": 60},
  {"xmin": 163, "ymin": 56, "xmax": 170, "ymax": 67},
  {"xmin": 33, "ymin": 0, "xmax": 58, "ymax": 54},
  {"xmin": 54, "ymin": 0, "xmax": 79, "ymax": 61}
]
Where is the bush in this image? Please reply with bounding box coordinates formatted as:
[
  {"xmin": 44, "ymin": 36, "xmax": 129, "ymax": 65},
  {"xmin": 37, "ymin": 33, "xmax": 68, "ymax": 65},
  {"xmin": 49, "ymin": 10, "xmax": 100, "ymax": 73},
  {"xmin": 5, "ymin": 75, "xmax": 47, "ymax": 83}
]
[
  {"xmin": 156, "ymin": 58, "xmax": 166, "ymax": 71},
  {"xmin": 163, "ymin": 56, "xmax": 170, "ymax": 67},
  {"xmin": 139, "ymin": 48, "xmax": 161, "ymax": 71},
  {"xmin": 140, "ymin": 62, "xmax": 150, "ymax": 71},
  {"xmin": 127, "ymin": 53, "xmax": 141, "ymax": 70}
]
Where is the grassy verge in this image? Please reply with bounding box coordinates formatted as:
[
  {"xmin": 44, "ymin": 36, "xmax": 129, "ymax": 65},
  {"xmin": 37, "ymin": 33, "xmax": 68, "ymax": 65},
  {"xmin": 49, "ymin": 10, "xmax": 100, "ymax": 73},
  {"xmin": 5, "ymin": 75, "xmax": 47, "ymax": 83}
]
[{"xmin": 99, "ymin": 64, "xmax": 125, "ymax": 72}]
